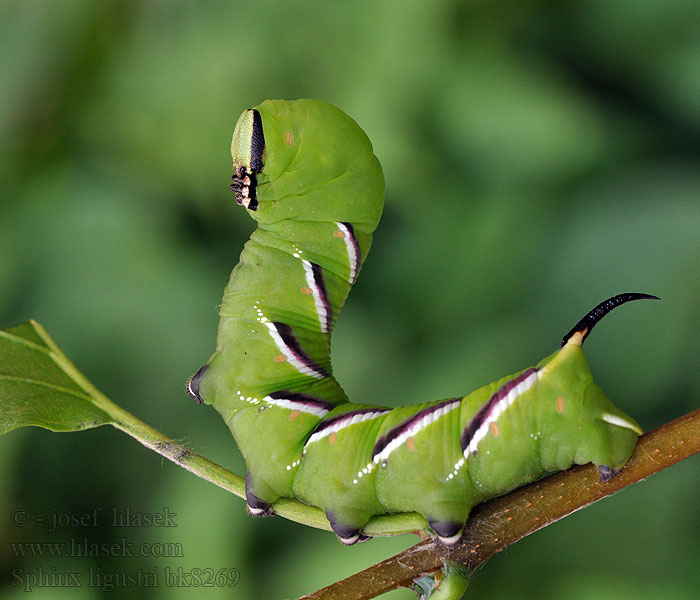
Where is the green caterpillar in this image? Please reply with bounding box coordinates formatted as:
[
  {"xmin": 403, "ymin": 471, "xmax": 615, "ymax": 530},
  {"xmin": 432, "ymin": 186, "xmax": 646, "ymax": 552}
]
[{"xmin": 188, "ymin": 99, "xmax": 655, "ymax": 545}]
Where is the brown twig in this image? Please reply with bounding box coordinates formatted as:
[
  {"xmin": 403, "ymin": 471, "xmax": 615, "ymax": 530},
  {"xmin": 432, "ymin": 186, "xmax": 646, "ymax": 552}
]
[{"xmin": 297, "ymin": 408, "xmax": 700, "ymax": 600}]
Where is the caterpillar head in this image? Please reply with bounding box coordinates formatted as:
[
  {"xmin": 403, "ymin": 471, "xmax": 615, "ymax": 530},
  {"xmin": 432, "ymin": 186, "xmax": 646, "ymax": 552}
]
[
  {"xmin": 229, "ymin": 99, "xmax": 384, "ymax": 229},
  {"xmin": 230, "ymin": 108, "xmax": 264, "ymax": 211}
]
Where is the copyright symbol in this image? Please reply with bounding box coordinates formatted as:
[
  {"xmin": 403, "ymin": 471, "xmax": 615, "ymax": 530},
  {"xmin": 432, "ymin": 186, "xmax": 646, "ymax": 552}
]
[{"xmin": 11, "ymin": 509, "xmax": 29, "ymax": 527}]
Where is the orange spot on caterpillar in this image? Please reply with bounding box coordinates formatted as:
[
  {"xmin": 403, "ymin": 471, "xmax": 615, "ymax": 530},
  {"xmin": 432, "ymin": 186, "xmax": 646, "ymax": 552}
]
[
  {"xmin": 333, "ymin": 230, "xmax": 345, "ymax": 238},
  {"xmin": 285, "ymin": 131, "xmax": 293, "ymax": 146},
  {"xmin": 289, "ymin": 410, "xmax": 300, "ymax": 421},
  {"xmin": 556, "ymin": 396, "xmax": 565, "ymax": 414},
  {"xmin": 300, "ymin": 287, "xmax": 312, "ymax": 295},
  {"xmin": 406, "ymin": 437, "xmax": 415, "ymax": 451},
  {"xmin": 489, "ymin": 422, "xmax": 500, "ymax": 437},
  {"xmin": 559, "ymin": 482, "xmax": 565, "ymax": 487},
  {"xmin": 328, "ymin": 432, "xmax": 337, "ymax": 445},
  {"xmin": 274, "ymin": 355, "xmax": 287, "ymax": 363}
]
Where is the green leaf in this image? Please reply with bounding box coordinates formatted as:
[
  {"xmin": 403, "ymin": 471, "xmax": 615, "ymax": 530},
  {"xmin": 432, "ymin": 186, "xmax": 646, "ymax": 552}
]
[
  {"xmin": 0, "ymin": 320, "xmax": 113, "ymax": 434},
  {"xmin": 0, "ymin": 321, "xmax": 429, "ymax": 537}
]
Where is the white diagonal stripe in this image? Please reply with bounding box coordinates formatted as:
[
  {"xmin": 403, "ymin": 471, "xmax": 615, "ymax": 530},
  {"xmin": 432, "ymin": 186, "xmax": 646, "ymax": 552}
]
[
  {"xmin": 373, "ymin": 400, "xmax": 461, "ymax": 464},
  {"xmin": 263, "ymin": 396, "xmax": 330, "ymax": 418},
  {"xmin": 463, "ymin": 370, "xmax": 539, "ymax": 458},
  {"xmin": 264, "ymin": 322, "xmax": 325, "ymax": 379},
  {"xmin": 302, "ymin": 259, "xmax": 331, "ymax": 333},
  {"xmin": 336, "ymin": 222, "xmax": 359, "ymax": 284},
  {"xmin": 306, "ymin": 410, "xmax": 389, "ymax": 446}
]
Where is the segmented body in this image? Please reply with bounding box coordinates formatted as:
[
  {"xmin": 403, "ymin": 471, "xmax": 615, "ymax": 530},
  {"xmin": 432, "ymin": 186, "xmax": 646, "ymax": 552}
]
[{"xmin": 188, "ymin": 99, "xmax": 645, "ymax": 545}]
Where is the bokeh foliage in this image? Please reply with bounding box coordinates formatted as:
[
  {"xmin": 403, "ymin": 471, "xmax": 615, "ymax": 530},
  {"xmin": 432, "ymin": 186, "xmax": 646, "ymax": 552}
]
[{"xmin": 1, "ymin": 1, "xmax": 698, "ymax": 598}]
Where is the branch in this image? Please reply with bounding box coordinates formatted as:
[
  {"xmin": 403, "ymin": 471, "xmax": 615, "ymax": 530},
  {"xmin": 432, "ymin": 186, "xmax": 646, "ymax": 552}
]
[{"xmin": 296, "ymin": 408, "xmax": 700, "ymax": 600}]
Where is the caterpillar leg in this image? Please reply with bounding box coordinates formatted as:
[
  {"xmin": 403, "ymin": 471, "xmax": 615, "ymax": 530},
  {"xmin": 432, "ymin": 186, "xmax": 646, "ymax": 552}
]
[
  {"xmin": 415, "ymin": 500, "xmax": 470, "ymax": 545},
  {"xmin": 598, "ymin": 464, "xmax": 623, "ymax": 482},
  {"xmin": 324, "ymin": 508, "xmax": 373, "ymax": 545},
  {"xmin": 401, "ymin": 500, "xmax": 469, "ymax": 546},
  {"xmin": 245, "ymin": 473, "xmax": 275, "ymax": 517},
  {"xmin": 428, "ymin": 519, "xmax": 464, "ymax": 546}
]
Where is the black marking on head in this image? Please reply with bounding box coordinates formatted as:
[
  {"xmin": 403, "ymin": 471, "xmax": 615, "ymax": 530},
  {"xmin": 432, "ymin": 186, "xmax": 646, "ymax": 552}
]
[
  {"xmin": 245, "ymin": 473, "xmax": 275, "ymax": 517},
  {"xmin": 230, "ymin": 170, "xmax": 259, "ymax": 211},
  {"xmin": 273, "ymin": 322, "xmax": 330, "ymax": 379},
  {"xmin": 428, "ymin": 519, "xmax": 463, "ymax": 546},
  {"xmin": 230, "ymin": 110, "xmax": 264, "ymax": 212},
  {"xmin": 598, "ymin": 465, "xmax": 622, "ymax": 482},
  {"xmin": 561, "ymin": 293, "xmax": 659, "ymax": 347},
  {"xmin": 460, "ymin": 368, "xmax": 537, "ymax": 455},
  {"xmin": 267, "ymin": 390, "xmax": 336, "ymax": 414},
  {"xmin": 186, "ymin": 364, "xmax": 209, "ymax": 404},
  {"xmin": 249, "ymin": 109, "xmax": 264, "ymax": 172},
  {"xmin": 371, "ymin": 399, "xmax": 459, "ymax": 462}
]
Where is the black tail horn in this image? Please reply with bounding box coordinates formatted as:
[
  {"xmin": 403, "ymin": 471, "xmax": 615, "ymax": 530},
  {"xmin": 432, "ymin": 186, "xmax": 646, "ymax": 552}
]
[{"xmin": 561, "ymin": 293, "xmax": 659, "ymax": 347}]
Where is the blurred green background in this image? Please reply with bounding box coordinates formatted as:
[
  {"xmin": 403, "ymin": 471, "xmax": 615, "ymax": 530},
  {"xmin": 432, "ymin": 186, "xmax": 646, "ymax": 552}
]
[{"xmin": 1, "ymin": 1, "xmax": 698, "ymax": 599}]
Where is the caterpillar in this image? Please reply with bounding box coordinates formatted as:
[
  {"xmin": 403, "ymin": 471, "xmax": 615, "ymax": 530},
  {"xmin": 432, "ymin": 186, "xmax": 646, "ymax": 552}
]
[{"xmin": 188, "ymin": 99, "xmax": 655, "ymax": 546}]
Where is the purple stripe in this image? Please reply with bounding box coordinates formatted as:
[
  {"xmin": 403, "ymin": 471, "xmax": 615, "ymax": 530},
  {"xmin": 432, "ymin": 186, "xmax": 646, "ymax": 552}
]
[
  {"xmin": 311, "ymin": 261, "xmax": 333, "ymax": 330},
  {"xmin": 312, "ymin": 407, "xmax": 391, "ymax": 437},
  {"xmin": 273, "ymin": 322, "xmax": 330, "ymax": 379},
  {"xmin": 460, "ymin": 368, "xmax": 537, "ymax": 454},
  {"xmin": 267, "ymin": 390, "xmax": 336, "ymax": 413},
  {"xmin": 372, "ymin": 399, "xmax": 459, "ymax": 461}
]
